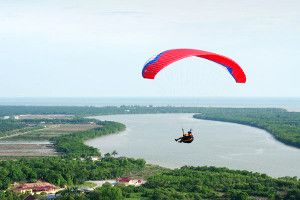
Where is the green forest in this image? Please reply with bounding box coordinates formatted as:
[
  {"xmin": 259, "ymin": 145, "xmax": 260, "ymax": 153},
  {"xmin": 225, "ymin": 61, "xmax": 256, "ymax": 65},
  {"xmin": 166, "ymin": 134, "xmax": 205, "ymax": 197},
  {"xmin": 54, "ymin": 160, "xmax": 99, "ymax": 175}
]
[
  {"xmin": 0, "ymin": 105, "xmax": 285, "ymax": 116},
  {"xmin": 52, "ymin": 120, "xmax": 126, "ymax": 158},
  {"xmin": 0, "ymin": 119, "xmax": 26, "ymax": 134},
  {"xmin": 8, "ymin": 166, "xmax": 298, "ymax": 200},
  {"xmin": 0, "ymin": 118, "xmax": 145, "ymax": 199},
  {"xmin": 0, "ymin": 106, "xmax": 300, "ymax": 199}
]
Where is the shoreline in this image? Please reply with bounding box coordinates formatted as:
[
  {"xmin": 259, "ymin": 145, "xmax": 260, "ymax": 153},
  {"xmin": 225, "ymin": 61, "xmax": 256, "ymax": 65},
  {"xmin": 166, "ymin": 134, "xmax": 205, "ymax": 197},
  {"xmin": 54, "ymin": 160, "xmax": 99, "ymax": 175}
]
[
  {"xmin": 87, "ymin": 113, "xmax": 300, "ymax": 178},
  {"xmin": 192, "ymin": 116, "xmax": 300, "ymax": 150},
  {"xmin": 193, "ymin": 114, "xmax": 300, "ymax": 149}
]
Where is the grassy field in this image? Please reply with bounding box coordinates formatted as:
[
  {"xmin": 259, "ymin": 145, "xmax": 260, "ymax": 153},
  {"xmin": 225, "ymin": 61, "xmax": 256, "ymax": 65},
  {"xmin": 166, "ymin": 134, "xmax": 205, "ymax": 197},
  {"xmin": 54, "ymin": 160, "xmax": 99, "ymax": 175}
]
[
  {"xmin": 2, "ymin": 123, "xmax": 100, "ymax": 140},
  {"xmin": 0, "ymin": 118, "xmax": 101, "ymax": 157}
]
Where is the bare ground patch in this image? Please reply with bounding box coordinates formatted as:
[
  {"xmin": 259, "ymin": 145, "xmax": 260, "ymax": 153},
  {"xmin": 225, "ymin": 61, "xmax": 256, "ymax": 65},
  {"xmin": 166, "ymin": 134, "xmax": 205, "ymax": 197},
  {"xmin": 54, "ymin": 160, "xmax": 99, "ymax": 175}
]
[
  {"xmin": 47, "ymin": 124, "xmax": 100, "ymax": 132},
  {"xmin": 15, "ymin": 114, "xmax": 75, "ymax": 119},
  {"xmin": 0, "ymin": 143, "xmax": 58, "ymax": 157},
  {"xmin": 0, "ymin": 122, "xmax": 100, "ymax": 157}
]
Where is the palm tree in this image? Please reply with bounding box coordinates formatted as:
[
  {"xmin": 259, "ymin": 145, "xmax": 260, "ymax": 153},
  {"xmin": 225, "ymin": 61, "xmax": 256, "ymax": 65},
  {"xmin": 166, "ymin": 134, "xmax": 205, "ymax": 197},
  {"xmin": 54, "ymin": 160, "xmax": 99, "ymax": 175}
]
[
  {"xmin": 111, "ymin": 150, "xmax": 118, "ymax": 157},
  {"xmin": 104, "ymin": 153, "xmax": 111, "ymax": 158}
]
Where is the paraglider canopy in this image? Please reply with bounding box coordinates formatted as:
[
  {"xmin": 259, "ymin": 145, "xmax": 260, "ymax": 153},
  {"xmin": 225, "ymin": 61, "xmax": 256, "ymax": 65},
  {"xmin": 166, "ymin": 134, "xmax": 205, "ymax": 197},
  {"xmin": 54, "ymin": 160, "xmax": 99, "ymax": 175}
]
[{"xmin": 142, "ymin": 49, "xmax": 246, "ymax": 83}]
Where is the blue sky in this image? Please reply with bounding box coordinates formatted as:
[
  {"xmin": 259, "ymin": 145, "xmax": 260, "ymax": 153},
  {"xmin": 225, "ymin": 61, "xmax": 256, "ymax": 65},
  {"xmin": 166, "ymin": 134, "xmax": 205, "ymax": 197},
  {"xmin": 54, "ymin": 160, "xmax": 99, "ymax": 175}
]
[{"xmin": 0, "ymin": 0, "xmax": 299, "ymax": 97}]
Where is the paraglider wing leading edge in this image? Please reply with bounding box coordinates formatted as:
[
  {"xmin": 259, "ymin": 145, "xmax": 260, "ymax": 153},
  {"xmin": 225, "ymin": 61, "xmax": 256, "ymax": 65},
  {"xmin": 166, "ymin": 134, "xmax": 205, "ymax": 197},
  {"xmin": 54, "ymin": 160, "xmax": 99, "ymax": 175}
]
[{"xmin": 142, "ymin": 49, "xmax": 246, "ymax": 83}]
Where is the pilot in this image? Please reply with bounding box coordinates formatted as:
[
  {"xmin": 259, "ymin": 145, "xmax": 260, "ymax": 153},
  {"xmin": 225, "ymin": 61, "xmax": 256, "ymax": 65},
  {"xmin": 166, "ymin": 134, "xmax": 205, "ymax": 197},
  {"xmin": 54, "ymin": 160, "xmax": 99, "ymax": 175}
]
[{"xmin": 175, "ymin": 129, "xmax": 194, "ymax": 143}]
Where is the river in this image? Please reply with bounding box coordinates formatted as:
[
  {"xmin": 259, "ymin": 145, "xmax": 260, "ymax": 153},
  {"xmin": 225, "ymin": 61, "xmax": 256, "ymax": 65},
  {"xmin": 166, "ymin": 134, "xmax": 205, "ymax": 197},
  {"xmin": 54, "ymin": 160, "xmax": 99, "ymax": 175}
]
[{"xmin": 86, "ymin": 114, "xmax": 300, "ymax": 178}]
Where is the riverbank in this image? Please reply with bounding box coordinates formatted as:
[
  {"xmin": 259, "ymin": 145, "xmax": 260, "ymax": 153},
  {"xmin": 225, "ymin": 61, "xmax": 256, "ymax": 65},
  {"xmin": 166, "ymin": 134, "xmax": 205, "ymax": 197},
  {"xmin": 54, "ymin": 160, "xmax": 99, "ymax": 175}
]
[
  {"xmin": 0, "ymin": 118, "xmax": 145, "ymax": 193},
  {"xmin": 1, "ymin": 114, "xmax": 300, "ymax": 199},
  {"xmin": 193, "ymin": 108, "xmax": 300, "ymax": 148},
  {"xmin": 87, "ymin": 114, "xmax": 300, "ymax": 178},
  {"xmin": 2, "ymin": 106, "xmax": 299, "ymax": 149}
]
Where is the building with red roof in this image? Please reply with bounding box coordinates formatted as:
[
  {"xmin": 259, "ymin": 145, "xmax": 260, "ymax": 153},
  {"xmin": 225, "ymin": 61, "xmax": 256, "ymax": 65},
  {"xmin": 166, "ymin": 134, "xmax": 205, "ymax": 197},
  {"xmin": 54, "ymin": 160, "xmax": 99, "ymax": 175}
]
[{"xmin": 13, "ymin": 181, "xmax": 60, "ymax": 195}]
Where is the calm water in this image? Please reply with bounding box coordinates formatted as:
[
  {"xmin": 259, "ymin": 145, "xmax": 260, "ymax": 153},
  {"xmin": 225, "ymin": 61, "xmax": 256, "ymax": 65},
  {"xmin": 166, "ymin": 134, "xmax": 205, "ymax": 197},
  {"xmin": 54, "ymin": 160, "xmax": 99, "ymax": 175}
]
[{"xmin": 86, "ymin": 114, "xmax": 300, "ymax": 178}]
